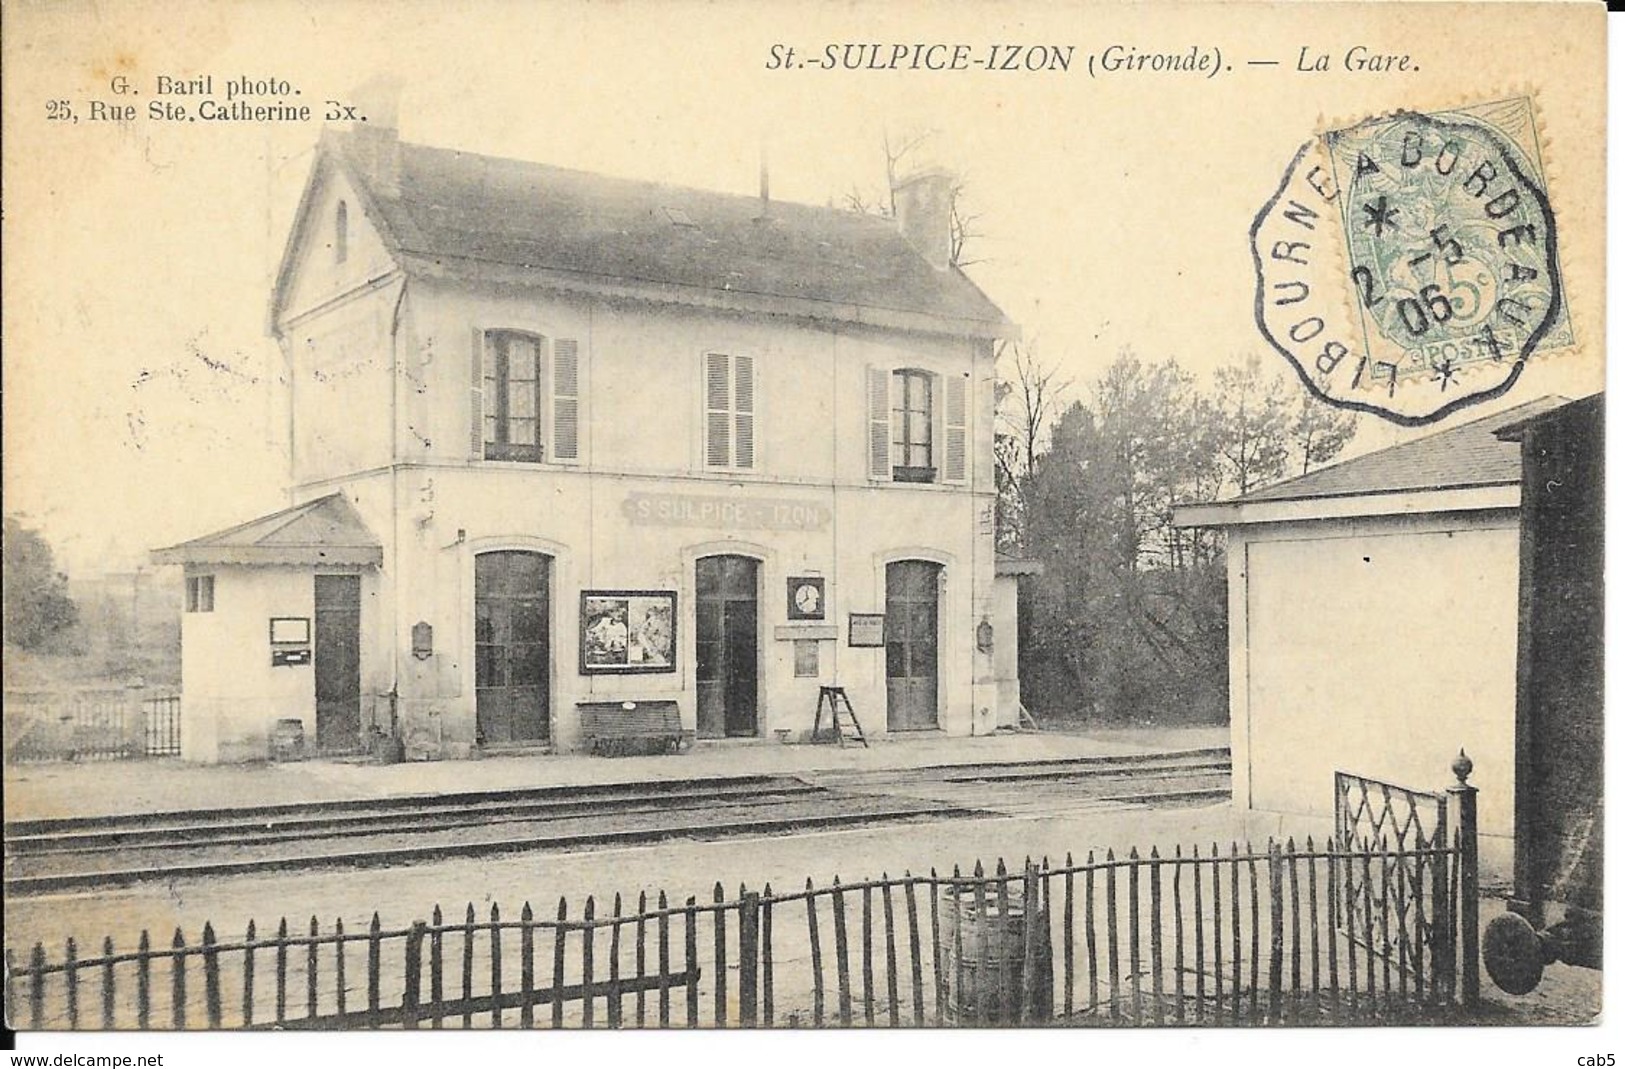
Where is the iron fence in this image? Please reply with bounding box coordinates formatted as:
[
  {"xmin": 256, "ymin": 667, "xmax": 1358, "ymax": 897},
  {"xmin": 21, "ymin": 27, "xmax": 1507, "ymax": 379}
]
[{"xmin": 4, "ymin": 689, "xmax": 180, "ymax": 763}]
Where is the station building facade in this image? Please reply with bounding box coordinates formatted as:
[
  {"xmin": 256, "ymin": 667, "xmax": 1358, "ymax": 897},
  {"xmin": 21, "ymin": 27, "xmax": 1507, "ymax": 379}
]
[{"xmin": 156, "ymin": 122, "xmax": 1023, "ymax": 762}]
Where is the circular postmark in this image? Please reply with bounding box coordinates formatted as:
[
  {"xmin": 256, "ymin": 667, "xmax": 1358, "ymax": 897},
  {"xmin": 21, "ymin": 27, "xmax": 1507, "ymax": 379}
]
[{"xmin": 1251, "ymin": 103, "xmax": 1564, "ymax": 426}]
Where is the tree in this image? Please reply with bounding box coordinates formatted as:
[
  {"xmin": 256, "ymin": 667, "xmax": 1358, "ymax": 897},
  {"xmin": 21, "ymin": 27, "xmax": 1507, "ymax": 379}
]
[
  {"xmin": 841, "ymin": 127, "xmax": 983, "ymax": 268},
  {"xmin": 3, "ymin": 516, "xmax": 79, "ymax": 651},
  {"xmin": 1211, "ymin": 354, "xmax": 1290, "ymax": 497},
  {"xmin": 1017, "ymin": 353, "xmax": 1227, "ymax": 724},
  {"xmin": 1289, "ymin": 386, "xmax": 1360, "ymax": 476},
  {"xmin": 994, "ymin": 339, "xmax": 1069, "ymax": 552}
]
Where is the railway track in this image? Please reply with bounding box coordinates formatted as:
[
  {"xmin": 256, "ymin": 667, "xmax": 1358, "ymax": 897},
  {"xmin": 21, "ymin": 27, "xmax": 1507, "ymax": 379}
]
[{"xmin": 4, "ymin": 748, "xmax": 1230, "ymax": 896}]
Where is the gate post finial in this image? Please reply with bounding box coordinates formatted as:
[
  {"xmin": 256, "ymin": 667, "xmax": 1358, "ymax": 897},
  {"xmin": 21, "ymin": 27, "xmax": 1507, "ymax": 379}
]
[{"xmin": 1447, "ymin": 748, "xmax": 1480, "ymax": 1007}]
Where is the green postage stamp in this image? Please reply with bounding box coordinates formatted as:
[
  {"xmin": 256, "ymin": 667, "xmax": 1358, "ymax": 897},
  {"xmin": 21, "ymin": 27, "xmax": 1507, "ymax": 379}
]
[{"xmin": 1251, "ymin": 97, "xmax": 1569, "ymax": 426}]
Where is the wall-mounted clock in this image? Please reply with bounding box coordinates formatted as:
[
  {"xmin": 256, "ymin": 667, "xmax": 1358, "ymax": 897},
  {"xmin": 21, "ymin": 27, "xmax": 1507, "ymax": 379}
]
[{"xmin": 787, "ymin": 577, "xmax": 826, "ymax": 621}]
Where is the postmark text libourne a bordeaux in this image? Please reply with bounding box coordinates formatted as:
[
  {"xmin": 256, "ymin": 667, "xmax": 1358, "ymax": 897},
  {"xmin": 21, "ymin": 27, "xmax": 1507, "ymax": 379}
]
[{"xmin": 1251, "ymin": 98, "xmax": 1569, "ymax": 426}]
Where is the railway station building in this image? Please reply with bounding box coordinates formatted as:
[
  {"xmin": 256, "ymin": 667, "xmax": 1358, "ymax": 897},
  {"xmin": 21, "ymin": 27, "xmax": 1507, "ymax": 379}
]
[{"xmin": 155, "ymin": 119, "xmax": 1026, "ymax": 762}]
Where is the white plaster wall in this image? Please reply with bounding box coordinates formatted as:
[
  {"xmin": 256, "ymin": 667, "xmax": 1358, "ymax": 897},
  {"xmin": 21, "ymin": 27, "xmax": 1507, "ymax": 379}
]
[
  {"xmin": 180, "ymin": 566, "xmax": 315, "ymax": 762},
  {"xmin": 401, "ymin": 279, "xmax": 995, "ymax": 491},
  {"xmin": 179, "ymin": 562, "xmax": 382, "ymax": 762},
  {"xmin": 380, "ymin": 467, "xmax": 992, "ymax": 753},
  {"xmin": 990, "ymin": 574, "xmax": 1022, "ymax": 728},
  {"xmin": 1229, "ymin": 512, "xmax": 1519, "ymax": 852},
  {"xmin": 281, "ymin": 166, "xmax": 397, "ymax": 320},
  {"xmin": 269, "ymin": 259, "xmax": 1001, "ymax": 759}
]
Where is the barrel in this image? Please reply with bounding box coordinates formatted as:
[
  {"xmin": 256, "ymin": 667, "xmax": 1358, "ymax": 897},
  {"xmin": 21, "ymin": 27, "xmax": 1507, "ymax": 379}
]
[
  {"xmin": 270, "ymin": 718, "xmax": 306, "ymax": 761},
  {"xmin": 937, "ymin": 882, "xmax": 1054, "ymax": 1025}
]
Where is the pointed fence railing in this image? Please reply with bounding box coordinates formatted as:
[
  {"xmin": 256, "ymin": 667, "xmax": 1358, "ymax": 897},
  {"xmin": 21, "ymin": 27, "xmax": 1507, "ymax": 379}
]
[{"xmin": 6, "ymin": 838, "xmax": 1476, "ymax": 1030}]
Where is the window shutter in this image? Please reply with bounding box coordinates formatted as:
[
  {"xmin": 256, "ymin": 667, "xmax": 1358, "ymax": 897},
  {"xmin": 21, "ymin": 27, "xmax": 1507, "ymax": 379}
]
[
  {"xmin": 944, "ymin": 372, "xmax": 968, "ymax": 483},
  {"xmin": 470, "ymin": 328, "xmax": 487, "ymax": 459},
  {"xmin": 733, "ymin": 354, "xmax": 755, "ymax": 469},
  {"xmin": 552, "ymin": 338, "xmax": 580, "ymax": 461},
  {"xmin": 705, "ymin": 352, "xmax": 731, "ymax": 467},
  {"xmin": 867, "ymin": 366, "xmax": 891, "ymax": 479}
]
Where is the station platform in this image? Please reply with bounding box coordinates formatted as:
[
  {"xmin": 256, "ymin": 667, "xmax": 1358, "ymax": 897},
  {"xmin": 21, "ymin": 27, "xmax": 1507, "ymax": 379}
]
[{"xmin": 3, "ymin": 723, "xmax": 1228, "ymax": 823}]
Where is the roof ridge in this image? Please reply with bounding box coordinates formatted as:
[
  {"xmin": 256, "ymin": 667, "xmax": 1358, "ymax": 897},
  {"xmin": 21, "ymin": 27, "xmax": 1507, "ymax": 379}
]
[
  {"xmin": 1234, "ymin": 394, "xmax": 1566, "ymax": 503},
  {"xmin": 337, "ymin": 128, "xmax": 909, "ymax": 226}
]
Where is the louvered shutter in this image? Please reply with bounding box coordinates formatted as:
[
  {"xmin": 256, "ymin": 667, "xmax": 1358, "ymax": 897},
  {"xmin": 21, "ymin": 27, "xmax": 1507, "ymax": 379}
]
[
  {"xmin": 943, "ymin": 372, "xmax": 968, "ymax": 483},
  {"xmin": 733, "ymin": 354, "xmax": 755, "ymax": 469},
  {"xmin": 705, "ymin": 352, "xmax": 731, "ymax": 467},
  {"xmin": 867, "ymin": 366, "xmax": 891, "ymax": 480},
  {"xmin": 552, "ymin": 338, "xmax": 580, "ymax": 461},
  {"xmin": 471, "ymin": 328, "xmax": 487, "ymax": 459}
]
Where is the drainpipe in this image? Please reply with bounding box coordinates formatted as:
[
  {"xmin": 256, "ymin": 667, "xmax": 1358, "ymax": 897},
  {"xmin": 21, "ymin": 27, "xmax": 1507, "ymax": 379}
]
[{"xmin": 386, "ymin": 276, "xmax": 410, "ymax": 745}]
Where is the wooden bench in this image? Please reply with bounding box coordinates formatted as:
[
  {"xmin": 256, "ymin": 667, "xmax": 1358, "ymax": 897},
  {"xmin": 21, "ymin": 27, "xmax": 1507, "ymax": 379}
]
[{"xmin": 576, "ymin": 700, "xmax": 690, "ymax": 756}]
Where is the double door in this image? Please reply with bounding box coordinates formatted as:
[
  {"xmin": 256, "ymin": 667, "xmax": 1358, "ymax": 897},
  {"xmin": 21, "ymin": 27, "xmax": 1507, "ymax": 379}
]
[
  {"xmin": 475, "ymin": 551, "xmax": 552, "ymax": 745},
  {"xmin": 696, "ymin": 555, "xmax": 760, "ymax": 738},
  {"xmin": 886, "ymin": 560, "xmax": 941, "ymax": 731}
]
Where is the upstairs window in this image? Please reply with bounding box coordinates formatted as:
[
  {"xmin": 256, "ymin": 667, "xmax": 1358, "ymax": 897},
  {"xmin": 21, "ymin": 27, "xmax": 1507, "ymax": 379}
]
[
  {"xmin": 185, "ymin": 575, "xmax": 215, "ymax": 613},
  {"xmin": 891, "ymin": 369, "xmax": 934, "ymax": 480},
  {"xmin": 704, "ymin": 352, "xmax": 755, "ymax": 470},
  {"xmin": 334, "ymin": 201, "xmax": 348, "ymax": 265},
  {"xmin": 483, "ymin": 331, "xmax": 542, "ymax": 462},
  {"xmin": 473, "ymin": 330, "xmax": 580, "ymax": 464},
  {"xmin": 867, "ymin": 367, "xmax": 968, "ymax": 485}
]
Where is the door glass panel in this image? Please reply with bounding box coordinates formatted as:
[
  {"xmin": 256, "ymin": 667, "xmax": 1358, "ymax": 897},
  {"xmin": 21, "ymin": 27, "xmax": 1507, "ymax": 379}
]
[
  {"xmin": 510, "ymin": 644, "xmax": 547, "ymax": 685},
  {"xmin": 885, "ymin": 560, "xmax": 941, "ymax": 729},
  {"xmin": 695, "ymin": 600, "xmax": 723, "ymax": 645},
  {"xmin": 475, "ymin": 551, "xmax": 551, "ymax": 744},
  {"xmin": 511, "ymin": 600, "xmax": 548, "ymax": 644},
  {"xmin": 695, "ymin": 556, "xmax": 759, "ymax": 738}
]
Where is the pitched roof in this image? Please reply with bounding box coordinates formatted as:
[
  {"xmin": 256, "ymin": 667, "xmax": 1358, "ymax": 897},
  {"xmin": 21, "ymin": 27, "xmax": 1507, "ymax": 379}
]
[
  {"xmin": 1492, "ymin": 392, "xmax": 1603, "ymax": 442},
  {"xmin": 1232, "ymin": 395, "xmax": 1568, "ymax": 504},
  {"xmin": 274, "ymin": 128, "xmax": 1012, "ymax": 339},
  {"xmin": 151, "ymin": 494, "xmax": 382, "ymax": 567}
]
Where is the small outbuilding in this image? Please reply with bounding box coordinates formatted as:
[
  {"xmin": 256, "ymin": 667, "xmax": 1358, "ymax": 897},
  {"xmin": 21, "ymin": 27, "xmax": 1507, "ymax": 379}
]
[
  {"xmin": 152, "ymin": 493, "xmax": 384, "ymax": 762},
  {"xmin": 1174, "ymin": 396, "xmax": 1567, "ymax": 869}
]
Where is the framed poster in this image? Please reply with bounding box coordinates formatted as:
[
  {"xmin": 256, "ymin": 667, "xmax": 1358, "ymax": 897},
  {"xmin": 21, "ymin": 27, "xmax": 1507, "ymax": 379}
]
[
  {"xmin": 848, "ymin": 613, "xmax": 885, "ymax": 648},
  {"xmin": 786, "ymin": 576, "xmax": 826, "ymax": 621},
  {"xmin": 580, "ymin": 590, "xmax": 677, "ymax": 674}
]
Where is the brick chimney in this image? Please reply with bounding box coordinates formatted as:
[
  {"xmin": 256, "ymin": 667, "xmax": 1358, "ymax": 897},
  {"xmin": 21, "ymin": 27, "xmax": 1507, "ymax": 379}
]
[{"xmin": 892, "ymin": 169, "xmax": 955, "ymax": 271}]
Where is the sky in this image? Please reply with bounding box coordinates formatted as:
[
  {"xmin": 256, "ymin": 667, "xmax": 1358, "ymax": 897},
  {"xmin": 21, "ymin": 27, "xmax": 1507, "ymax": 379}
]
[{"xmin": 2, "ymin": 0, "xmax": 1607, "ymax": 574}]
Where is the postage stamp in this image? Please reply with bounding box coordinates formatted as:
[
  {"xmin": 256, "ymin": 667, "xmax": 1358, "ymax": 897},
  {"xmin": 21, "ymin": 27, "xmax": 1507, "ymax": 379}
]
[{"xmin": 1251, "ymin": 97, "xmax": 1568, "ymax": 426}]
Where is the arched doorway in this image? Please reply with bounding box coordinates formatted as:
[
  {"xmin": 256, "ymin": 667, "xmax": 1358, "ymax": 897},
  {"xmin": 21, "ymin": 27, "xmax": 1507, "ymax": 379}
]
[
  {"xmin": 696, "ymin": 554, "xmax": 760, "ymax": 738},
  {"xmin": 475, "ymin": 550, "xmax": 552, "ymax": 745},
  {"xmin": 886, "ymin": 560, "xmax": 941, "ymax": 731}
]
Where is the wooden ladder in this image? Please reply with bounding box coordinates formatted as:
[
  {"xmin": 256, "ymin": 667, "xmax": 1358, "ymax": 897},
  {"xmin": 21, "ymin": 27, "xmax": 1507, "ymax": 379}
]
[{"xmin": 814, "ymin": 686, "xmax": 869, "ymax": 748}]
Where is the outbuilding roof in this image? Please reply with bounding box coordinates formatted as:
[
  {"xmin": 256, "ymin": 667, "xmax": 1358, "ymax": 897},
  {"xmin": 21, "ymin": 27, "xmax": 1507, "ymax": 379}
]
[
  {"xmin": 1234, "ymin": 395, "xmax": 1567, "ymax": 504},
  {"xmin": 151, "ymin": 493, "xmax": 382, "ymax": 567},
  {"xmin": 1174, "ymin": 395, "xmax": 1568, "ymax": 528},
  {"xmin": 273, "ymin": 128, "xmax": 1013, "ymax": 340}
]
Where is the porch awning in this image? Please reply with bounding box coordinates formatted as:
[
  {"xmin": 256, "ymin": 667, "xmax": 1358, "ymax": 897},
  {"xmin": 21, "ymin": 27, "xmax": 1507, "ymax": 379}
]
[{"xmin": 151, "ymin": 493, "xmax": 383, "ymax": 567}]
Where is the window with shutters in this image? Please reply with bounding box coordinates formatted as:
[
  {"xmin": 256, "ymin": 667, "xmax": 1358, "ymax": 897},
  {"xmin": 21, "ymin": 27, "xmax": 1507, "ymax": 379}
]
[
  {"xmin": 868, "ymin": 366, "xmax": 968, "ymax": 485},
  {"xmin": 891, "ymin": 369, "xmax": 934, "ymax": 482},
  {"xmin": 703, "ymin": 352, "xmax": 755, "ymax": 471},
  {"xmin": 475, "ymin": 330, "xmax": 581, "ymax": 464}
]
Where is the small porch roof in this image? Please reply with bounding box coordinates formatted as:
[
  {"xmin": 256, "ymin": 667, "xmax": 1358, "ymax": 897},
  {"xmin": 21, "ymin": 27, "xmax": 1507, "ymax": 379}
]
[{"xmin": 151, "ymin": 493, "xmax": 383, "ymax": 567}]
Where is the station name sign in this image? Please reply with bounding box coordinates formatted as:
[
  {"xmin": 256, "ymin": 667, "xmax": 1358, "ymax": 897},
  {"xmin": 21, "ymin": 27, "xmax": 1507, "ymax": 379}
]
[{"xmin": 622, "ymin": 491, "xmax": 831, "ymax": 532}]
